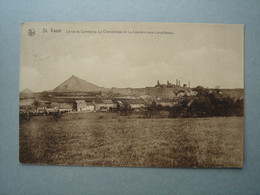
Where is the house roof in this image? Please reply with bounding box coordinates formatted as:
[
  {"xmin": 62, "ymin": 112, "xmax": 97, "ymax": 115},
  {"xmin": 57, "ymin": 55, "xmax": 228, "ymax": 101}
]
[
  {"xmin": 52, "ymin": 102, "xmax": 73, "ymax": 109},
  {"xmin": 93, "ymin": 99, "xmax": 114, "ymax": 104},
  {"xmin": 92, "ymin": 99, "xmax": 103, "ymax": 103},
  {"xmin": 75, "ymin": 100, "xmax": 86, "ymax": 104},
  {"xmin": 86, "ymin": 103, "xmax": 94, "ymax": 106},
  {"xmin": 117, "ymin": 100, "xmax": 123, "ymax": 105}
]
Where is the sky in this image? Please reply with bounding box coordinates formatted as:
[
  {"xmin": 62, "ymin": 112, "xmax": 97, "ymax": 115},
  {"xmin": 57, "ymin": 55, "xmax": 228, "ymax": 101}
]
[{"xmin": 20, "ymin": 22, "xmax": 244, "ymax": 92}]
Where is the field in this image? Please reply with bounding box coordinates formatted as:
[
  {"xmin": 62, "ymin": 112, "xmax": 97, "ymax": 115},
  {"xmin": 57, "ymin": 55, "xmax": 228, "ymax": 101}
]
[{"xmin": 19, "ymin": 113, "xmax": 243, "ymax": 168}]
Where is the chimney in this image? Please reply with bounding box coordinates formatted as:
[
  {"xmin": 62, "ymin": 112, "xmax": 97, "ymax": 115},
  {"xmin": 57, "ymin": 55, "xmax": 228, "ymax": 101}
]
[
  {"xmin": 179, "ymin": 80, "xmax": 180, "ymax": 86},
  {"xmin": 157, "ymin": 80, "xmax": 160, "ymax": 85},
  {"xmin": 176, "ymin": 79, "xmax": 178, "ymax": 85},
  {"xmin": 188, "ymin": 81, "xmax": 190, "ymax": 88},
  {"xmin": 167, "ymin": 80, "xmax": 169, "ymax": 86}
]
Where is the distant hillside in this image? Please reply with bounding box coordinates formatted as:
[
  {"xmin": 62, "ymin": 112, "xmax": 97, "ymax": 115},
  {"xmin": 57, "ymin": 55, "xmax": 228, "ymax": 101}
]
[
  {"xmin": 53, "ymin": 75, "xmax": 107, "ymax": 92},
  {"xmin": 20, "ymin": 88, "xmax": 33, "ymax": 93},
  {"xmin": 110, "ymin": 86, "xmax": 186, "ymax": 99}
]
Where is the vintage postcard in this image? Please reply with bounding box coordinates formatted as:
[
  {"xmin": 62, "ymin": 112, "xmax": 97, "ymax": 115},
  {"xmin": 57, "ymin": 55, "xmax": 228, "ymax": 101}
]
[{"xmin": 19, "ymin": 22, "xmax": 244, "ymax": 168}]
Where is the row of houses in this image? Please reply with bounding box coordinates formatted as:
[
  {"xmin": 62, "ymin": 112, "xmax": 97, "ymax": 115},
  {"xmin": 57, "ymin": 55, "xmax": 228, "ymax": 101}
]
[
  {"xmin": 20, "ymin": 97, "xmax": 183, "ymax": 114},
  {"xmin": 74, "ymin": 100, "xmax": 116, "ymax": 112},
  {"xmin": 19, "ymin": 100, "xmax": 74, "ymax": 114},
  {"xmin": 22, "ymin": 88, "xmax": 204, "ymax": 114},
  {"xmin": 74, "ymin": 99, "xmax": 150, "ymax": 112},
  {"xmin": 74, "ymin": 98, "xmax": 181, "ymax": 112},
  {"xmin": 19, "ymin": 99, "xmax": 117, "ymax": 113}
]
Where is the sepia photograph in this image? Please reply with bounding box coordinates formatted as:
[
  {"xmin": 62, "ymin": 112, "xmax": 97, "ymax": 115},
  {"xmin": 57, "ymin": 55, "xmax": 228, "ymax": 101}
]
[{"xmin": 19, "ymin": 22, "xmax": 244, "ymax": 168}]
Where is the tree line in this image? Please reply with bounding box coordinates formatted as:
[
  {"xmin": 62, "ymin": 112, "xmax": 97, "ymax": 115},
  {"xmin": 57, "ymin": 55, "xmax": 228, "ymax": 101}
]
[{"xmin": 169, "ymin": 86, "xmax": 244, "ymax": 118}]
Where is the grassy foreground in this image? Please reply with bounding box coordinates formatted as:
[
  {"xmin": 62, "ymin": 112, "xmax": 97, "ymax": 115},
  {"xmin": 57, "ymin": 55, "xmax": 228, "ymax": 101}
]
[{"xmin": 19, "ymin": 113, "xmax": 243, "ymax": 168}]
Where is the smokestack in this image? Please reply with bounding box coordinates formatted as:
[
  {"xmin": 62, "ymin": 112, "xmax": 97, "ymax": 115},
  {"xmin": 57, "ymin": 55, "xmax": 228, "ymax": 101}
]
[
  {"xmin": 179, "ymin": 80, "xmax": 180, "ymax": 86},
  {"xmin": 188, "ymin": 81, "xmax": 190, "ymax": 88},
  {"xmin": 176, "ymin": 79, "xmax": 178, "ymax": 85}
]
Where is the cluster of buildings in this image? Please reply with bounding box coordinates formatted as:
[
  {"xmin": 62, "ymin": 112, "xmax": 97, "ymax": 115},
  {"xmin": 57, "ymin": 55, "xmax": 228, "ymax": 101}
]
[
  {"xmin": 74, "ymin": 99, "xmax": 116, "ymax": 112},
  {"xmin": 19, "ymin": 99, "xmax": 115, "ymax": 114},
  {"xmin": 155, "ymin": 80, "xmax": 191, "ymax": 88},
  {"xmin": 19, "ymin": 79, "xmax": 199, "ymax": 115},
  {"xmin": 20, "ymin": 96, "xmax": 187, "ymax": 115}
]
